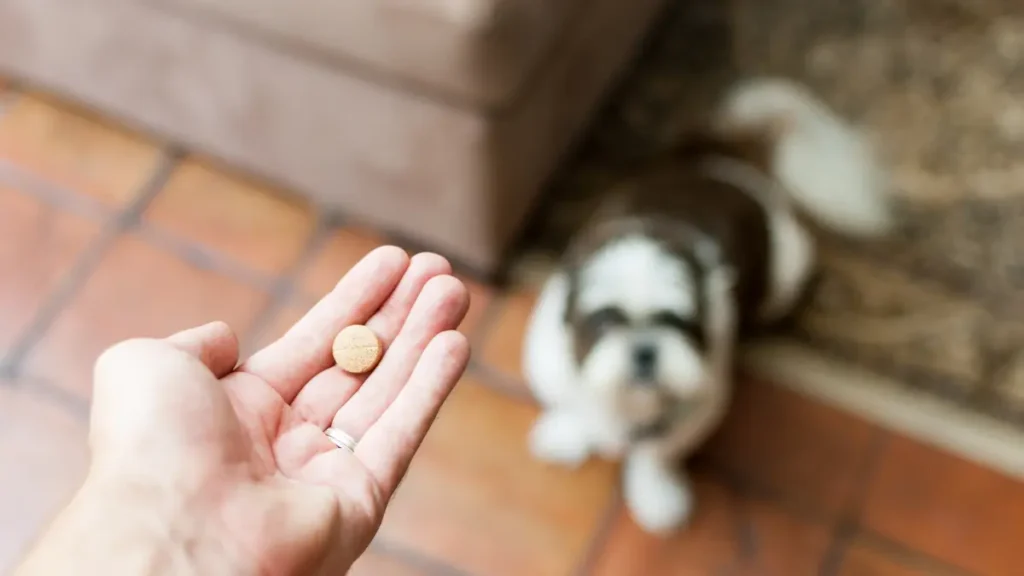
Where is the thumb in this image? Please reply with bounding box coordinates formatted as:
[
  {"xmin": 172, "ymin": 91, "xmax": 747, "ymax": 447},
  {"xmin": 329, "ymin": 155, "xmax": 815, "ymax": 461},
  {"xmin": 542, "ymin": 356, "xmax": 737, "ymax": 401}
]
[
  {"xmin": 165, "ymin": 321, "xmax": 240, "ymax": 379},
  {"xmin": 89, "ymin": 336, "xmax": 239, "ymax": 464}
]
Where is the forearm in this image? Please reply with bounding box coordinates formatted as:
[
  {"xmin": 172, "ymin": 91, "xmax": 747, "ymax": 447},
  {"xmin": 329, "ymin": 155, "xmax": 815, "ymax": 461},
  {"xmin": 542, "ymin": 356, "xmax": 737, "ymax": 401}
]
[{"xmin": 14, "ymin": 474, "xmax": 250, "ymax": 576}]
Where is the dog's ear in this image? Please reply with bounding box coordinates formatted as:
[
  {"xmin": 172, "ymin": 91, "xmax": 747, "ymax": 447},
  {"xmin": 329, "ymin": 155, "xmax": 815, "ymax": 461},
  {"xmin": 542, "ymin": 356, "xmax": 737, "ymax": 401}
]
[
  {"xmin": 692, "ymin": 237, "xmax": 722, "ymax": 270},
  {"xmin": 703, "ymin": 264, "xmax": 738, "ymax": 303}
]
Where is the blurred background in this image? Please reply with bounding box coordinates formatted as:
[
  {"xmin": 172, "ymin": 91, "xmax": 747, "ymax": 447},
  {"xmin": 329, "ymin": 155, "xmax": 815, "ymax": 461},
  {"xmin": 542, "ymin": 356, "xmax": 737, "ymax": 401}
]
[{"xmin": 1, "ymin": 0, "xmax": 1022, "ymax": 573}]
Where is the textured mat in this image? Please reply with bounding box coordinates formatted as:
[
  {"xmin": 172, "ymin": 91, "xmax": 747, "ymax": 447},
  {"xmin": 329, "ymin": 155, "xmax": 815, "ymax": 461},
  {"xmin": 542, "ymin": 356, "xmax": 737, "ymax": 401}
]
[{"xmin": 514, "ymin": 0, "xmax": 1024, "ymax": 476}]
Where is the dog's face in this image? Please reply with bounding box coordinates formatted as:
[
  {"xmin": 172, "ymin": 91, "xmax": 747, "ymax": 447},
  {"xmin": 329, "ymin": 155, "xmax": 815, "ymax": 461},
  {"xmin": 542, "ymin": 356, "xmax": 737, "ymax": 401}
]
[{"xmin": 567, "ymin": 235, "xmax": 714, "ymax": 426}]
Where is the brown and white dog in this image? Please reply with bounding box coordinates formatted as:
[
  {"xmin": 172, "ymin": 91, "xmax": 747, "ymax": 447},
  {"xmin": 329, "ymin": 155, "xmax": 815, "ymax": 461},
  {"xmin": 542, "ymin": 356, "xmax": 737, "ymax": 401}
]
[{"xmin": 521, "ymin": 79, "xmax": 893, "ymax": 533}]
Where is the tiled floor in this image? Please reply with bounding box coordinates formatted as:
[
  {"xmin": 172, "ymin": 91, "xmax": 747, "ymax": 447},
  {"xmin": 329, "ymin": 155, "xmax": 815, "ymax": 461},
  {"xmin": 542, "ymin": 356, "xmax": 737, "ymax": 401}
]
[{"xmin": 0, "ymin": 83, "xmax": 1020, "ymax": 576}]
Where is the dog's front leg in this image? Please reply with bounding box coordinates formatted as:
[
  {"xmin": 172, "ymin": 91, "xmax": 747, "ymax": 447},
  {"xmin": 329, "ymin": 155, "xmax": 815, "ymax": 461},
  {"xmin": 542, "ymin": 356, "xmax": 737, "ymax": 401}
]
[
  {"xmin": 623, "ymin": 444, "xmax": 694, "ymax": 534},
  {"xmin": 529, "ymin": 409, "xmax": 594, "ymax": 468}
]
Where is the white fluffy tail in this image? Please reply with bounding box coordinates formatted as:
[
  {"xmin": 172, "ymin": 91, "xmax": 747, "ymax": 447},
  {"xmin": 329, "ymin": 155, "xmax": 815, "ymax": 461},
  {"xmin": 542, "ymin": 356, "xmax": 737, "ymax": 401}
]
[{"xmin": 717, "ymin": 78, "xmax": 894, "ymax": 237}]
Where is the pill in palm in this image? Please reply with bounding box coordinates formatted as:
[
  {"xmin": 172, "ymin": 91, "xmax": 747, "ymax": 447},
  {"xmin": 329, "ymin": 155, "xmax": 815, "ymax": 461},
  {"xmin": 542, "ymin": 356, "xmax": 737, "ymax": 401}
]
[{"xmin": 332, "ymin": 325, "xmax": 383, "ymax": 374}]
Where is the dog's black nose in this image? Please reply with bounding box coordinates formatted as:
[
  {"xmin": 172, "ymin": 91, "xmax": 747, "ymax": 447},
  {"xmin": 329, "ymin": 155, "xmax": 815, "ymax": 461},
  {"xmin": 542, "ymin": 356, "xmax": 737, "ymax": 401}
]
[{"xmin": 632, "ymin": 345, "xmax": 658, "ymax": 380}]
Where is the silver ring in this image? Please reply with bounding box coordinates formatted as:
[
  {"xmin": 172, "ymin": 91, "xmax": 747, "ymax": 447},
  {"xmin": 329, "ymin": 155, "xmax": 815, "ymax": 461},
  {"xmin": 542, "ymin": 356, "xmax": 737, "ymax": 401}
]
[{"xmin": 324, "ymin": 427, "xmax": 358, "ymax": 453}]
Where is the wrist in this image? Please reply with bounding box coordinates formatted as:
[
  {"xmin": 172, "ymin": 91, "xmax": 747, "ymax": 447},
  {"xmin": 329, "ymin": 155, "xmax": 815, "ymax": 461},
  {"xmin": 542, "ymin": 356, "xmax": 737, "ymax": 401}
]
[{"xmin": 16, "ymin": 469, "xmax": 253, "ymax": 576}]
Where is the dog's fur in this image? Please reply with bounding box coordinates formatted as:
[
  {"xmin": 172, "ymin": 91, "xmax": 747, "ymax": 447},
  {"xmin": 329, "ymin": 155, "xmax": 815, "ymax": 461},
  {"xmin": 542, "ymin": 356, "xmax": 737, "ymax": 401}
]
[{"xmin": 521, "ymin": 78, "xmax": 893, "ymax": 533}]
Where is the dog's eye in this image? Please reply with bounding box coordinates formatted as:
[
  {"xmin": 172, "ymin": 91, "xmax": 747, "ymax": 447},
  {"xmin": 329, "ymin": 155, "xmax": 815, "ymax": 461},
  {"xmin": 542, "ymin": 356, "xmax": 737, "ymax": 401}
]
[
  {"xmin": 584, "ymin": 307, "xmax": 627, "ymax": 333},
  {"xmin": 651, "ymin": 311, "xmax": 706, "ymax": 350},
  {"xmin": 650, "ymin": 311, "xmax": 694, "ymax": 332}
]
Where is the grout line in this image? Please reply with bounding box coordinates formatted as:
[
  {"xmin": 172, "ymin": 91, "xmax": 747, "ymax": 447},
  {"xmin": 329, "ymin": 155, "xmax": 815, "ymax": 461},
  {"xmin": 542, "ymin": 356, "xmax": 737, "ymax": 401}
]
[
  {"xmin": 0, "ymin": 153, "xmax": 294, "ymax": 300},
  {"xmin": 846, "ymin": 429, "xmax": 892, "ymax": 520},
  {"xmin": 130, "ymin": 202, "xmax": 342, "ymax": 300},
  {"xmin": 852, "ymin": 529, "xmax": 980, "ymax": 576},
  {"xmin": 464, "ymin": 286, "xmax": 506, "ymax": 357},
  {"xmin": 238, "ymin": 214, "xmax": 336, "ymax": 357},
  {"xmin": 571, "ymin": 489, "xmax": 623, "ymax": 576},
  {"xmin": 691, "ymin": 463, "xmax": 843, "ymax": 574},
  {"xmin": 278, "ymin": 212, "xmax": 341, "ymax": 300},
  {"xmin": 818, "ymin": 522, "xmax": 854, "ymax": 576},
  {"xmin": 818, "ymin": 428, "xmax": 891, "ymax": 576},
  {"xmin": 134, "ymin": 223, "xmax": 280, "ymax": 292},
  {"xmin": 0, "ymin": 159, "xmax": 114, "ymax": 222},
  {"xmin": 459, "ymin": 288, "xmax": 535, "ymax": 398},
  {"xmin": 695, "ymin": 457, "xmax": 834, "ymax": 528},
  {"xmin": 693, "ymin": 439, "xmax": 977, "ymax": 576},
  {"xmin": 733, "ymin": 495, "xmax": 759, "ymax": 567},
  {"xmin": 1, "ymin": 149, "xmax": 181, "ymax": 375},
  {"xmin": 2, "ymin": 373, "xmax": 92, "ymax": 422},
  {"xmin": 367, "ymin": 539, "xmax": 478, "ymax": 576}
]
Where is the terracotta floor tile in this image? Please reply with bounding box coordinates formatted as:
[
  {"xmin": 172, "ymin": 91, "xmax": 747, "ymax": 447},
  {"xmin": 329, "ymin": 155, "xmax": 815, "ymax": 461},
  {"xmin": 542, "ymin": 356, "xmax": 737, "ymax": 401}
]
[
  {"xmin": 0, "ymin": 382, "xmax": 90, "ymax": 572},
  {"xmin": 479, "ymin": 289, "xmax": 537, "ymax": 383},
  {"xmin": 860, "ymin": 435, "xmax": 1024, "ymax": 576},
  {"xmin": 298, "ymin": 227, "xmax": 389, "ymax": 298},
  {"xmin": 378, "ymin": 377, "xmax": 618, "ymax": 576},
  {"xmin": 590, "ymin": 475, "xmax": 831, "ymax": 576},
  {"xmin": 26, "ymin": 235, "xmax": 269, "ymax": 399},
  {"xmin": 837, "ymin": 538, "xmax": 942, "ymax": 576},
  {"xmin": 348, "ymin": 549, "xmax": 432, "ymax": 576},
  {"xmin": 0, "ymin": 94, "xmax": 161, "ymax": 207},
  {"xmin": 246, "ymin": 303, "xmax": 307, "ymax": 356},
  {"xmin": 0, "ymin": 186, "xmax": 99, "ymax": 354},
  {"xmin": 458, "ymin": 277, "xmax": 493, "ymax": 339},
  {"xmin": 700, "ymin": 377, "xmax": 878, "ymax": 519},
  {"xmin": 144, "ymin": 158, "xmax": 315, "ymax": 276}
]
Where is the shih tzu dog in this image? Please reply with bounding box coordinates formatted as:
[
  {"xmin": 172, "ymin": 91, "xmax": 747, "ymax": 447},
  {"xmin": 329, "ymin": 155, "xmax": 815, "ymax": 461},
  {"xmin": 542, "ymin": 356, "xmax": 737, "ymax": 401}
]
[{"xmin": 521, "ymin": 78, "xmax": 893, "ymax": 533}]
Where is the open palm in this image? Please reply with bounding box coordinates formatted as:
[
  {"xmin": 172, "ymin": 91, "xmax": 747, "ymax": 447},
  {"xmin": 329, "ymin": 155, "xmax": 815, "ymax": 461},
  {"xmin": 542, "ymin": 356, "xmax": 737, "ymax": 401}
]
[{"xmin": 89, "ymin": 247, "xmax": 470, "ymax": 575}]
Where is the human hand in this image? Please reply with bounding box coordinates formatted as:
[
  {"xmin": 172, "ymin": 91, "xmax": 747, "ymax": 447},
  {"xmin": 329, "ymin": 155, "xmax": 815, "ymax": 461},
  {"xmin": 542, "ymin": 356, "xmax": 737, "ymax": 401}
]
[{"xmin": 17, "ymin": 247, "xmax": 471, "ymax": 576}]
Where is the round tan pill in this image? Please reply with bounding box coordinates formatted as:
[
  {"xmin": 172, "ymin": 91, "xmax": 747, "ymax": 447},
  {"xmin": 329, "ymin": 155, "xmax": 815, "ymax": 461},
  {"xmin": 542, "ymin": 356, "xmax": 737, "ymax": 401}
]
[{"xmin": 332, "ymin": 325, "xmax": 383, "ymax": 374}]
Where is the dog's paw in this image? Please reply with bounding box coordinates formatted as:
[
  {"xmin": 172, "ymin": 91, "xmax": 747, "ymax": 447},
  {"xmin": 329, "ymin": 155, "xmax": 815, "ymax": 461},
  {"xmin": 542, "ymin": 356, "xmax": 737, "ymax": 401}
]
[
  {"xmin": 624, "ymin": 456, "xmax": 694, "ymax": 534},
  {"xmin": 627, "ymin": 476, "xmax": 694, "ymax": 534},
  {"xmin": 528, "ymin": 412, "xmax": 591, "ymax": 468}
]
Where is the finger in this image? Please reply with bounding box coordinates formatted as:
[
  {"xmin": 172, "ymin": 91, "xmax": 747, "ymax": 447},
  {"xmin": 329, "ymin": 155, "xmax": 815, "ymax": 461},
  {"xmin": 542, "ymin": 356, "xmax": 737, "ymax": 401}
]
[
  {"xmin": 289, "ymin": 252, "xmax": 452, "ymax": 428},
  {"xmin": 239, "ymin": 246, "xmax": 409, "ymax": 402},
  {"xmin": 164, "ymin": 321, "xmax": 240, "ymax": 379},
  {"xmin": 355, "ymin": 331, "xmax": 469, "ymax": 497},
  {"xmin": 331, "ymin": 275, "xmax": 468, "ymax": 438}
]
